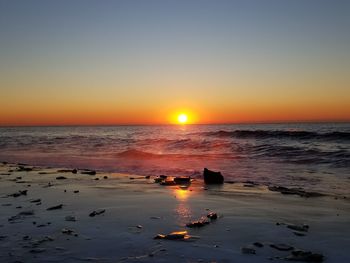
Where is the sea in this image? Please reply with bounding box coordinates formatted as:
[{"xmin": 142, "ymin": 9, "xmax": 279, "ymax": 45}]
[{"xmin": 0, "ymin": 123, "xmax": 349, "ymax": 196}]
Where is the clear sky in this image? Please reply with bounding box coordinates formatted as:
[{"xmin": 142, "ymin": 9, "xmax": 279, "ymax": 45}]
[{"xmin": 0, "ymin": 0, "xmax": 349, "ymax": 125}]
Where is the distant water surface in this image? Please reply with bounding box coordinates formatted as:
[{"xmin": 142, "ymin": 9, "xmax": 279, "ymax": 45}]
[{"xmin": 0, "ymin": 123, "xmax": 349, "ymax": 195}]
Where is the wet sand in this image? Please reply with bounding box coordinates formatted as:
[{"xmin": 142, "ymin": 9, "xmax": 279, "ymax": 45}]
[{"xmin": 0, "ymin": 163, "xmax": 349, "ymax": 262}]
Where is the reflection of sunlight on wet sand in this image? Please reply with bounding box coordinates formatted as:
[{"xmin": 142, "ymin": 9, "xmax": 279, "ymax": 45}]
[
  {"xmin": 174, "ymin": 187, "xmax": 190, "ymax": 201},
  {"xmin": 174, "ymin": 187, "xmax": 193, "ymax": 225}
]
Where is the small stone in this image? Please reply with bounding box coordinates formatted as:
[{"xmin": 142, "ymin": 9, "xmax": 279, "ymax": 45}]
[
  {"xmin": 61, "ymin": 228, "xmax": 76, "ymax": 235},
  {"xmin": 81, "ymin": 170, "xmax": 96, "ymax": 175},
  {"xmin": 287, "ymin": 224, "xmax": 309, "ymax": 232},
  {"xmin": 207, "ymin": 212, "xmax": 218, "ymax": 220},
  {"xmin": 270, "ymin": 243, "xmax": 294, "ymax": 251},
  {"xmin": 89, "ymin": 209, "xmax": 105, "ymax": 217},
  {"xmin": 241, "ymin": 246, "xmax": 256, "ymax": 254},
  {"xmin": 46, "ymin": 204, "xmax": 63, "ymax": 211},
  {"xmin": 253, "ymin": 242, "xmax": 264, "ymax": 248},
  {"xmin": 293, "ymin": 231, "xmax": 306, "ymax": 237},
  {"xmin": 287, "ymin": 250, "xmax": 324, "ymax": 262},
  {"xmin": 30, "ymin": 248, "xmax": 46, "ymax": 253},
  {"xmin": 65, "ymin": 215, "xmax": 77, "ymax": 222}
]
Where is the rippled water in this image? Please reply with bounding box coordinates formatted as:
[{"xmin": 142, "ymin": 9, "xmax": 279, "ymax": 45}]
[{"xmin": 0, "ymin": 123, "xmax": 349, "ymax": 195}]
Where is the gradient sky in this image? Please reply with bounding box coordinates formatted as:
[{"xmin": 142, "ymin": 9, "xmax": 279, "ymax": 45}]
[{"xmin": 0, "ymin": 0, "xmax": 349, "ymax": 125}]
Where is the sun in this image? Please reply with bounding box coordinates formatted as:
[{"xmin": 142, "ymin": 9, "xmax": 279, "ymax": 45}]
[{"xmin": 177, "ymin": 113, "xmax": 188, "ymax": 124}]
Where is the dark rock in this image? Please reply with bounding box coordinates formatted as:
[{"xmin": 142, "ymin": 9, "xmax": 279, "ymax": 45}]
[
  {"xmin": 241, "ymin": 246, "xmax": 256, "ymax": 254},
  {"xmin": 270, "ymin": 243, "xmax": 294, "ymax": 251},
  {"xmin": 9, "ymin": 190, "xmax": 27, "ymax": 197},
  {"xmin": 253, "ymin": 242, "xmax": 264, "ymax": 248},
  {"xmin": 203, "ymin": 168, "xmax": 224, "ymax": 184},
  {"xmin": 17, "ymin": 166, "xmax": 33, "ymax": 172},
  {"xmin": 57, "ymin": 169, "xmax": 77, "ymax": 174},
  {"xmin": 81, "ymin": 170, "xmax": 96, "ymax": 175},
  {"xmin": 103, "ymin": 176, "xmax": 108, "ymax": 179},
  {"xmin": 287, "ymin": 224, "xmax": 309, "ymax": 232},
  {"xmin": 30, "ymin": 199, "xmax": 41, "ymax": 203},
  {"xmin": 30, "ymin": 248, "xmax": 46, "ymax": 253},
  {"xmin": 286, "ymin": 250, "xmax": 324, "ymax": 262},
  {"xmin": 89, "ymin": 209, "xmax": 105, "ymax": 217},
  {"xmin": 154, "ymin": 231, "xmax": 191, "ymax": 240},
  {"xmin": 73, "ymin": 190, "xmax": 79, "ymax": 193},
  {"xmin": 8, "ymin": 210, "xmax": 35, "ymax": 222},
  {"xmin": 174, "ymin": 176, "xmax": 191, "ymax": 185},
  {"xmin": 293, "ymin": 231, "xmax": 306, "ymax": 237},
  {"xmin": 145, "ymin": 175, "xmax": 150, "ymax": 179},
  {"xmin": 46, "ymin": 204, "xmax": 63, "ymax": 211},
  {"xmin": 154, "ymin": 177, "xmax": 164, "ymax": 183},
  {"xmin": 268, "ymin": 186, "xmax": 325, "ymax": 198},
  {"xmin": 186, "ymin": 219, "xmax": 210, "ymax": 228},
  {"xmin": 207, "ymin": 212, "xmax": 218, "ymax": 220},
  {"xmin": 61, "ymin": 228, "xmax": 77, "ymax": 235},
  {"xmin": 56, "ymin": 176, "xmax": 67, "ymax": 180}
]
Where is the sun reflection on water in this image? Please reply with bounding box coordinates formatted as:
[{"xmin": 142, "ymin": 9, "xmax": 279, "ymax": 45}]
[{"xmin": 173, "ymin": 187, "xmax": 193, "ymax": 225}]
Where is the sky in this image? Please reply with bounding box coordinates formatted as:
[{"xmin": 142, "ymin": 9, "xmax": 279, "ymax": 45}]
[{"xmin": 0, "ymin": 0, "xmax": 349, "ymax": 125}]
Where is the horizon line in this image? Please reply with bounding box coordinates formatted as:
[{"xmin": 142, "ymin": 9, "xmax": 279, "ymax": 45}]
[{"xmin": 0, "ymin": 120, "xmax": 349, "ymax": 128}]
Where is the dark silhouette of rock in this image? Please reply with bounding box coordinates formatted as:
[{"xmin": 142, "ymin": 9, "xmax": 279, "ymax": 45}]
[
  {"xmin": 203, "ymin": 168, "xmax": 224, "ymax": 184},
  {"xmin": 9, "ymin": 190, "xmax": 27, "ymax": 197},
  {"xmin": 286, "ymin": 250, "xmax": 324, "ymax": 262},
  {"xmin": 154, "ymin": 231, "xmax": 192, "ymax": 241},
  {"xmin": 241, "ymin": 246, "xmax": 256, "ymax": 254},
  {"xmin": 174, "ymin": 176, "xmax": 191, "ymax": 184},
  {"xmin": 57, "ymin": 169, "xmax": 77, "ymax": 173},
  {"xmin": 46, "ymin": 204, "xmax": 63, "ymax": 211},
  {"xmin": 268, "ymin": 186, "xmax": 325, "ymax": 198},
  {"xmin": 270, "ymin": 243, "xmax": 294, "ymax": 251},
  {"xmin": 253, "ymin": 242, "xmax": 264, "ymax": 247},
  {"xmin": 207, "ymin": 212, "xmax": 218, "ymax": 220},
  {"xmin": 17, "ymin": 166, "xmax": 33, "ymax": 172},
  {"xmin": 186, "ymin": 219, "xmax": 210, "ymax": 228},
  {"xmin": 287, "ymin": 224, "xmax": 309, "ymax": 232},
  {"xmin": 81, "ymin": 170, "xmax": 96, "ymax": 175},
  {"xmin": 89, "ymin": 209, "xmax": 105, "ymax": 217},
  {"xmin": 56, "ymin": 176, "xmax": 67, "ymax": 180}
]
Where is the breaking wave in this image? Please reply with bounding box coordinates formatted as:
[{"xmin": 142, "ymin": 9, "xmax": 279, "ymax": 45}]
[{"xmin": 197, "ymin": 130, "xmax": 350, "ymax": 141}]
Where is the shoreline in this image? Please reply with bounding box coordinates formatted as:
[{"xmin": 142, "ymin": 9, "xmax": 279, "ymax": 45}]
[{"xmin": 0, "ymin": 162, "xmax": 349, "ymax": 262}]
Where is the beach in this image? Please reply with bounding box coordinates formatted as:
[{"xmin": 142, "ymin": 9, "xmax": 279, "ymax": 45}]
[{"xmin": 0, "ymin": 162, "xmax": 349, "ymax": 263}]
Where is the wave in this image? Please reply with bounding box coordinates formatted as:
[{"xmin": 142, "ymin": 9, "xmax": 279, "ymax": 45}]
[
  {"xmin": 197, "ymin": 130, "xmax": 350, "ymax": 141},
  {"xmin": 115, "ymin": 149, "xmax": 237, "ymax": 160}
]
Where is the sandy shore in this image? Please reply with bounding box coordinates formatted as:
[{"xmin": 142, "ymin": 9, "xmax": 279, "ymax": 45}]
[{"xmin": 0, "ymin": 162, "xmax": 349, "ymax": 263}]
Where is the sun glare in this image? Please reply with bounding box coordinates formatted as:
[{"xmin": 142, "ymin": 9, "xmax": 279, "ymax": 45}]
[{"xmin": 178, "ymin": 114, "xmax": 188, "ymax": 124}]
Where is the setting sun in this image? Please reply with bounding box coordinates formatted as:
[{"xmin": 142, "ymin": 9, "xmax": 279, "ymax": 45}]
[{"xmin": 178, "ymin": 114, "xmax": 188, "ymax": 124}]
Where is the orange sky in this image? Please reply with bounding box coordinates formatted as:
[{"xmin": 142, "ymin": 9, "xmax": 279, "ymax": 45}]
[{"xmin": 1, "ymin": 1, "xmax": 349, "ymax": 126}]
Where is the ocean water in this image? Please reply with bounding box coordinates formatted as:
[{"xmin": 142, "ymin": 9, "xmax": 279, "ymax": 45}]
[{"xmin": 0, "ymin": 123, "xmax": 349, "ymax": 195}]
